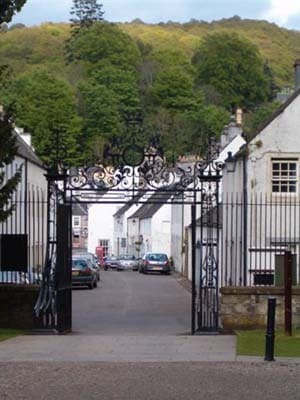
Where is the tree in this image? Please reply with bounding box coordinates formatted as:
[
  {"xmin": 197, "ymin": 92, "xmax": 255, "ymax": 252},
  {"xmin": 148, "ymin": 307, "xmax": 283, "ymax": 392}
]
[
  {"xmin": 70, "ymin": 0, "xmax": 104, "ymax": 30},
  {"xmin": 66, "ymin": 21, "xmax": 141, "ymax": 69},
  {"xmin": 78, "ymin": 81, "xmax": 123, "ymax": 162},
  {"xmin": 243, "ymin": 101, "xmax": 281, "ymax": 140},
  {"xmin": 66, "ymin": 0, "xmax": 105, "ymax": 63},
  {"xmin": 0, "ymin": 0, "xmax": 25, "ymax": 221},
  {"xmin": 0, "ymin": 110, "xmax": 22, "ymax": 222},
  {"xmin": 0, "ymin": 0, "xmax": 27, "ymax": 24},
  {"xmin": 193, "ymin": 32, "xmax": 272, "ymax": 111},
  {"xmin": 0, "ymin": 70, "xmax": 82, "ymax": 166},
  {"xmin": 146, "ymin": 67, "xmax": 201, "ymax": 113}
]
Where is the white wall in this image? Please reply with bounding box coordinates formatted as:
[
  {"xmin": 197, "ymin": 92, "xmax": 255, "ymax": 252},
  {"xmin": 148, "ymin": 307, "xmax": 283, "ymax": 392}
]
[
  {"xmin": 151, "ymin": 204, "xmax": 171, "ymax": 256},
  {"xmin": 88, "ymin": 202, "xmax": 118, "ymax": 256},
  {"xmin": 127, "ymin": 217, "xmax": 140, "ymax": 257},
  {"xmin": 113, "ymin": 202, "xmax": 143, "ymax": 255}
]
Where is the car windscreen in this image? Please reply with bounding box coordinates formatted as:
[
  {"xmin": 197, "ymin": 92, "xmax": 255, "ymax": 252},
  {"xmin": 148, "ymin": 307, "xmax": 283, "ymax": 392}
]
[
  {"xmin": 107, "ymin": 257, "xmax": 118, "ymax": 261},
  {"xmin": 72, "ymin": 260, "xmax": 88, "ymax": 269},
  {"xmin": 147, "ymin": 254, "xmax": 168, "ymax": 261},
  {"xmin": 119, "ymin": 255, "xmax": 134, "ymax": 260}
]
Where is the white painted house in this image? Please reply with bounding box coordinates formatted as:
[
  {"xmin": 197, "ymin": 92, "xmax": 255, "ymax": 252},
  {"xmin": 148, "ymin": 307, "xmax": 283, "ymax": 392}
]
[
  {"xmin": 221, "ymin": 84, "xmax": 300, "ymax": 286},
  {"xmin": 113, "ymin": 193, "xmax": 144, "ymax": 256},
  {"xmin": 127, "ymin": 191, "xmax": 173, "ymax": 258},
  {"xmin": 88, "ymin": 200, "xmax": 118, "ymax": 257},
  {"xmin": 0, "ymin": 126, "xmax": 48, "ymax": 274}
]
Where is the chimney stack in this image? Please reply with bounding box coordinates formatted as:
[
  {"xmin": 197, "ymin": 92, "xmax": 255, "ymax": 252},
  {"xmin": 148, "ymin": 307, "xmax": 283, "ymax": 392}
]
[{"xmin": 294, "ymin": 59, "xmax": 300, "ymax": 90}]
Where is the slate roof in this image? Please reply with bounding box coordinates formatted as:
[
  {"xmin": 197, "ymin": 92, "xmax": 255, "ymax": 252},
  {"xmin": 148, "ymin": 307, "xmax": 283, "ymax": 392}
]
[
  {"xmin": 15, "ymin": 133, "xmax": 45, "ymax": 168},
  {"xmin": 113, "ymin": 192, "xmax": 144, "ymax": 218},
  {"xmin": 72, "ymin": 202, "xmax": 88, "ymax": 216},
  {"xmin": 129, "ymin": 188, "xmax": 174, "ymax": 220}
]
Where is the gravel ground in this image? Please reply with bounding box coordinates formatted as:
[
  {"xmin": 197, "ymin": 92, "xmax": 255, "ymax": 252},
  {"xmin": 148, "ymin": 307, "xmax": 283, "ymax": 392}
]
[{"xmin": 0, "ymin": 361, "xmax": 299, "ymax": 400}]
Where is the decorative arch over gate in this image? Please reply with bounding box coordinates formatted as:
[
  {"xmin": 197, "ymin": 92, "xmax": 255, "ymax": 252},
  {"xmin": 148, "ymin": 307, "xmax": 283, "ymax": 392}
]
[{"xmin": 34, "ymin": 135, "xmax": 224, "ymax": 334}]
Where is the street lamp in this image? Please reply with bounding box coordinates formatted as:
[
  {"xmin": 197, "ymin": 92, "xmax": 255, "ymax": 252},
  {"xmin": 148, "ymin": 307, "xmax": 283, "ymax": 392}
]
[{"xmin": 225, "ymin": 151, "xmax": 237, "ymax": 173}]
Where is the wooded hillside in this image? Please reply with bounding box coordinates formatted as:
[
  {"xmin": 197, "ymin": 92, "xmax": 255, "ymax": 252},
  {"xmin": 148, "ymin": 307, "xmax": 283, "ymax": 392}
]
[
  {"xmin": 1, "ymin": 16, "xmax": 299, "ymax": 165},
  {"xmin": 1, "ymin": 17, "xmax": 300, "ymax": 86}
]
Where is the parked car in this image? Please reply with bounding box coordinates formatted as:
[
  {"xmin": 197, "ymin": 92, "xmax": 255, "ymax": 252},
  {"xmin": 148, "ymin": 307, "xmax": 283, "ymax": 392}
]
[
  {"xmin": 117, "ymin": 255, "xmax": 139, "ymax": 271},
  {"xmin": 104, "ymin": 256, "xmax": 120, "ymax": 270},
  {"xmin": 72, "ymin": 257, "xmax": 98, "ymax": 289},
  {"xmin": 139, "ymin": 253, "xmax": 170, "ymax": 275},
  {"xmin": 73, "ymin": 252, "xmax": 100, "ymax": 281}
]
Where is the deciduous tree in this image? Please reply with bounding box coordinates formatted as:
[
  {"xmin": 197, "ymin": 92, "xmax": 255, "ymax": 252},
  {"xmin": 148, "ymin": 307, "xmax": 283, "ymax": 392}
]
[
  {"xmin": 0, "ymin": 110, "xmax": 22, "ymax": 222},
  {"xmin": 193, "ymin": 32, "xmax": 272, "ymax": 111},
  {"xmin": 1, "ymin": 70, "xmax": 82, "ymax": 166}
]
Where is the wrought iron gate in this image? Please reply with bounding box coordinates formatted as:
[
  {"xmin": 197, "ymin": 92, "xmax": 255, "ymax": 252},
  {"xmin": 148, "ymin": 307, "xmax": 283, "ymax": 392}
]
[{"xmin": 35, "ymin": 134, "xmax": 223, "ymax": 334}]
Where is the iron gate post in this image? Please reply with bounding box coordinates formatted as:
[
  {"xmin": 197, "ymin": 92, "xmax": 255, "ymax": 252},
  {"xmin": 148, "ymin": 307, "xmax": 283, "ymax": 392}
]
[
  {"xmin": 191, "ymin": 204, "xmax": 196, "ymax": 335},
  {"xmin": 56, "ymin": 204, "xmax": 72, "ymax": 333}
]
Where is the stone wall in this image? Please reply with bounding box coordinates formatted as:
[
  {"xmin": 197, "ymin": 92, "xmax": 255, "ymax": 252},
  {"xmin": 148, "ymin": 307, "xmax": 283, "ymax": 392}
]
[
  {"xmin": 0, "ymin": 284, "xmax": 43, "ymax": 329},
  {"xmin": 220, "ymin": 287, "xmax": 300, "ymax": 330}
]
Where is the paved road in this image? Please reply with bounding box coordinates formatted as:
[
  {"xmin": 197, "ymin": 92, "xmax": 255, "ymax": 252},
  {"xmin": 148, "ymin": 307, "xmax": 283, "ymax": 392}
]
[
  {"xmin": 1, "ymin": 361, "xmax": 300, "ymax": 400},
  {"xmin": 72, "ymin": 270, "xmax": 191, "ymax": 335},
  {"xmin": 1, "ymin": 271, "xmax": 299, "ymax": 399}
]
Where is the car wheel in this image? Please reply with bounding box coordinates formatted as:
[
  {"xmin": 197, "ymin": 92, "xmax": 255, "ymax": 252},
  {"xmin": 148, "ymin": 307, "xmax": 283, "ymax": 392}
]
[
  {"xmin": 88, "ymin": 283, "xmax": 93, "ymax": 289},
  {"xmin": 94, "ymin": 280, "xmax": 98, "ymax": 288}
]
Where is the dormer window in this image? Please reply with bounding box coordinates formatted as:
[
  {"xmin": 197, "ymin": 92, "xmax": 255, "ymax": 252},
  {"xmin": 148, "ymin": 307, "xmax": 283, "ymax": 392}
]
[{"xmin": 272, "ymin": 159, "xmax": 297, "ymax": 193}]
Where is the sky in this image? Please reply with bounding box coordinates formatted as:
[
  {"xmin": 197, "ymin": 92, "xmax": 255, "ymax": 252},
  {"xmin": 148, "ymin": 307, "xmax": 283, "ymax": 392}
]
[{"xmin": 11, "ymin": 0, "xmax": 300, "ymax": 31}]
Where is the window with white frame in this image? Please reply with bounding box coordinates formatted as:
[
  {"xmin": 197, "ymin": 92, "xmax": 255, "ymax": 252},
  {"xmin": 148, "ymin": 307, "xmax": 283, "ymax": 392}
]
[
  {"xmin": 272, "ymin": 159, "xmax": 298, "ymax": 194},
  {"xmin": 73, "ymin": 216, "xmax": 80, "ymax": 227}
]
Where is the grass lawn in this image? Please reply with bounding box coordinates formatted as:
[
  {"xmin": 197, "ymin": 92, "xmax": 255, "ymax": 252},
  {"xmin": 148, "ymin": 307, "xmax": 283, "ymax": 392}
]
[
  {"xmin": 0, "ymin": 329, "xmax": 26, "ymax": 342},
  {"xmin": 236, "ymin": 329, "xmax": 300, "ymax": 357}
]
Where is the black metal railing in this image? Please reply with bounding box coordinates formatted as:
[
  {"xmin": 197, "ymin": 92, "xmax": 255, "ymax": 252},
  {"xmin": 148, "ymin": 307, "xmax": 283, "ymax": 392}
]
[
  {"xmin": 0, "ymin": 185, "xmax": 47, "ymax": 284},
  {"xmin": 218, "ymin": 193, "xmax": 300, "ymax": 287}
]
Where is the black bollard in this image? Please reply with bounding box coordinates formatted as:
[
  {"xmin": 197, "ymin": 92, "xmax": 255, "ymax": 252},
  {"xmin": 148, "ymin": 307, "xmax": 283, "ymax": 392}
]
[{"xmin": 265, "ymin": 297, "xmax": 276, "ymax": 361}]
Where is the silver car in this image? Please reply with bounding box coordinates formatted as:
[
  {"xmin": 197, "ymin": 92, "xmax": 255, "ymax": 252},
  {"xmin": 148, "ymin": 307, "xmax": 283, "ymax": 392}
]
[
  {"xmin": 139, "ymin": 253, "xmax": 170, "ymax": 275},
  {"xmin": 117, "ymin": 255, "xmax": 139, "ymax": 271}
]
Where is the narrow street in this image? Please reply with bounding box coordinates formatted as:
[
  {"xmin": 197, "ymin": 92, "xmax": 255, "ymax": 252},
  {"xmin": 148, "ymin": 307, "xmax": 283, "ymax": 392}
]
[{"xmin": 72, "ymin": 270, "xmax": 191, "ymax": 335}]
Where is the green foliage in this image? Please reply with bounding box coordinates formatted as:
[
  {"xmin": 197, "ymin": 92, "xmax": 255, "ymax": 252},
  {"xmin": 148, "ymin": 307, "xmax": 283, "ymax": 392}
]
[
  {"xmin": 0, "ymin": 70, "xmax": 82, "ymax": 166},
  {"xmin": 90, "ymin": 66, "xmax": 140, "ymax": 115},
  {"xmin": 0, "ymin": 0, "xmax": 27, "ymax": 24},
  {"xmin": 144, "ymin": 104, "xmax": 229, "ymax": 158},
  {"xmin": 193, "ymin": 32, "xmax": 271, "ymax": 111},
  {"xmin": 66, "ymin": 21, "xmax": 141, "ymax": 69},
  {"xmin": 243, "ymin": 100, "xmax": 281, "ymax": 140},
  {"xmin": 147, "ymin": 67, "xmax": 200, "ymax": 112},
  {"xmin": 0, "ymin": 111, "xmax": 22, "ymax": 222},
  {"xmin": 1, "ymin": 18, "xmax": 299, "ymax": 164},
  {"xmin": 78, "ymin": 80, "xmax": 122, "ymax": 162}
]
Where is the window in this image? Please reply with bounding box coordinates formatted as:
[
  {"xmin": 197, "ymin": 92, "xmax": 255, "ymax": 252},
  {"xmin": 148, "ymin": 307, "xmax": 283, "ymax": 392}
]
[
  {"xmin": 272, "ymin": 159, "xmax": 297, "ymax": 193},
  {"xmin": 73, "ymin": 216, "xmax": 80, "ymax": 227},
  {"xmin": 98, "ymin": 239, "xmax": 110, "ymax": 257}
]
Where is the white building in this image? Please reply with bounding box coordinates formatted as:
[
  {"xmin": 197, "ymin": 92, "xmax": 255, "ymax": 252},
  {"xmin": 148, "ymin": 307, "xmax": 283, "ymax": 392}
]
[
  {"xmin": 221, "ymin": 85, "xmax": 300, "ymax": 286},
  {"xmin": 0, "ymin": 127, "xmax": 48, "ymax": 273},
  {"xmin": 113, "ymin": 193, "xmax": 144, "ymax": 256},
  {"xmin": 127, "ymin": 191, "xmax": 173, "ymax": 258}
]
